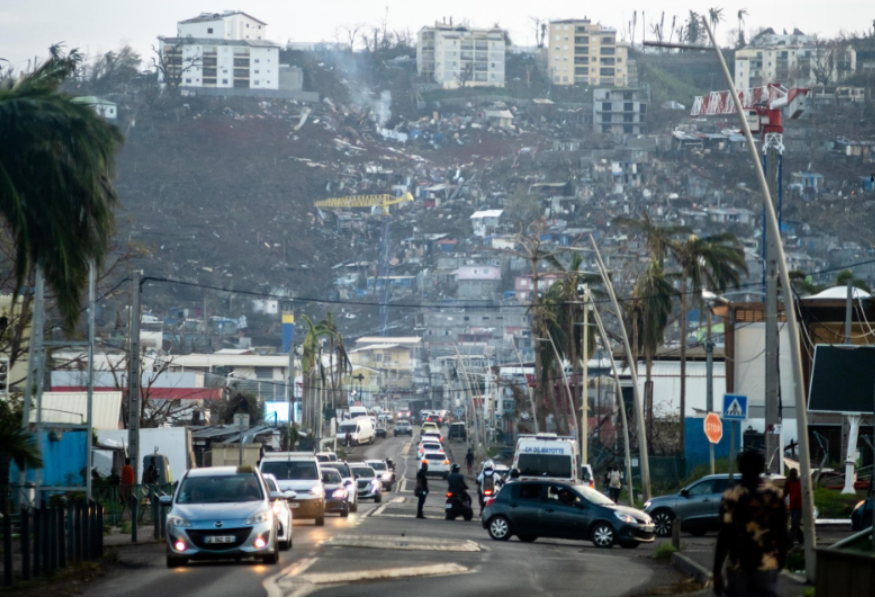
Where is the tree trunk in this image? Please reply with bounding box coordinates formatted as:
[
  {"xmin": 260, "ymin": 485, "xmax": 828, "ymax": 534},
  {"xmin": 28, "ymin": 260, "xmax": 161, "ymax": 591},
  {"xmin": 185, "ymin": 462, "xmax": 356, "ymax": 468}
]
[
  {"xmin": 679, "ymin": 275, "xmax": 688, "ymax": 456},
  {"xmin": 645, "ymin": 346, "xmax": 654, "ymax": 446}
]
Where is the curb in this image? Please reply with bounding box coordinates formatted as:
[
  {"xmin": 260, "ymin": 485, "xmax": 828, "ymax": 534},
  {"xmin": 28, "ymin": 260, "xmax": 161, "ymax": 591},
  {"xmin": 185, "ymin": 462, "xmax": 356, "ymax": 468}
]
[{"xmin": 671, "ymin": 552, "xmax": 713, "ymax": 586}]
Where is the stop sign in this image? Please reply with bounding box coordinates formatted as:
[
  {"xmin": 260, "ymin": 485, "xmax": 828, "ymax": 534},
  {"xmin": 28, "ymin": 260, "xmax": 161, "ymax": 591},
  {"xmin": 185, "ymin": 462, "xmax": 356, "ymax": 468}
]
[{"xmin": 704, "ymin": 412, "xmax": 723, "ymax": 444}]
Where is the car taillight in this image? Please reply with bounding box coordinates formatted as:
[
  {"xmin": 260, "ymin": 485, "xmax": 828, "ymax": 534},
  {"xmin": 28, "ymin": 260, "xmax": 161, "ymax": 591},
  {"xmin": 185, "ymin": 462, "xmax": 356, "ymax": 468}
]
[
  {"xmin": 484, "ymin": 489, "xmax": 493, "ymax": 496},
  {"xmin": 443, "ymin": 460, "xmax": 449, "ymax": 465},
  {"xmin": 446, "ymin": 492, "xmax": 453, "ymax": 498},
  {"xmin": 589, "ymin": 481, "xmax": 594, "ymax": 489},
  {"xmin": 422, "ymin": 459, "xmax": 428, "ymax": 464},
  {"xmin": 485, "ymin": 497, "xmax": 496, "ymax": 508}
]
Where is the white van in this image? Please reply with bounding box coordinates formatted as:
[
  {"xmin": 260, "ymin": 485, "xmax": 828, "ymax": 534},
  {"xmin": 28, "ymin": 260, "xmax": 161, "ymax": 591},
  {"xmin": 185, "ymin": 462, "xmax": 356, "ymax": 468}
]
[
  {"xmin": 512, "ymin": 434, "xmax": 579, "ymax": 484},
  {"xmin": 336, "ymin": 416, "xmax": 376, "ymax": 446},
  {"xmin": 348, "ymin": 406, "xmax": 368, "ymax": 420}
]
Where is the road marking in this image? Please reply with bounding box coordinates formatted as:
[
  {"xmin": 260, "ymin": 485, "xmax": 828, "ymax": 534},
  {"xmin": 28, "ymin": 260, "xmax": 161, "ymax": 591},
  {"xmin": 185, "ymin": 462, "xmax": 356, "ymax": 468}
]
[
  {"xmin": 321, "ymin": 535, "xmax": 481, "ymax": 552},
  {"xmin": 302, "ymin": 563, "xmax": 468, "ymax": 585},
  {"xmin": 263, "ymin": 557, "xmax": 318, "ymax": 597}
]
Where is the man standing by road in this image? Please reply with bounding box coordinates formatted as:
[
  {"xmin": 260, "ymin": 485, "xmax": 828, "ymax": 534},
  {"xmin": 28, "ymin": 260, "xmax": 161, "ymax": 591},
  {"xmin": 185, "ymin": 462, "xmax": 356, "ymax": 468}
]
[
  {"xmin": 415, "ymin": 462, "xmax": 429, "ymax": 519},
  {"xmin": 465, "ymin": 448, "xmax": 474, "ymax": 475},
  {"xmin": 608, "ymin": 466, "xmax": 623, "ymax": 503},
  {"xmin": 713, "ymin": 450, "xmax": 789, "ymax": 596}
]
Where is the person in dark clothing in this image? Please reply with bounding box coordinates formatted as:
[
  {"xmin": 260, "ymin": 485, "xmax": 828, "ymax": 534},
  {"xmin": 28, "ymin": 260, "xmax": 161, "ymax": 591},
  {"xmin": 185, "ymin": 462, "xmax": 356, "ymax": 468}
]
[
  {"xmin": 447, "ymin": 464, "xmax": 470, "ymax": 502},
  {"xmin": 415, "ymin": 462, "xmax": 429, "ymax": 519},
  {"xmin": 786, "ymin": 468, "xmax": 803, "ymax": 545},
  {"xmin": 465, "ymin": 448, "xmax": 475, "ymax": 474},
  {"xmin": 142, "ymin": 456, "xmax": 159, "ymax": 485},
  {"xmin": 714, "ymin": 450, "xmax": 789, "ymax": 597}
]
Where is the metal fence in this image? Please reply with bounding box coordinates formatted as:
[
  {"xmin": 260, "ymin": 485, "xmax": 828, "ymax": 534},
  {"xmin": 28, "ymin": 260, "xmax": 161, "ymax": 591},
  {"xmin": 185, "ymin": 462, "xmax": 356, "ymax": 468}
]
[{"xmin": 2, "ymin": 500, "xmax": 104, "ymax": 587}]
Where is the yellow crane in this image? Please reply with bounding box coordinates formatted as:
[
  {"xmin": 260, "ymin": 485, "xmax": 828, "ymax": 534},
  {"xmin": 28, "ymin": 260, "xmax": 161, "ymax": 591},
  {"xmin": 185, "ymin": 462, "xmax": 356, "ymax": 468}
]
[{"xmin": 313, "ymin": 192, "xmax": 413, "ymax": 216}]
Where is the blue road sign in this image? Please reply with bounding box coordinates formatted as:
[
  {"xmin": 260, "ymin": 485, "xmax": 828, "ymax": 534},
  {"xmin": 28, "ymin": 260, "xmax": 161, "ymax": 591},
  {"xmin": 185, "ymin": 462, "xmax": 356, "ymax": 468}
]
[
  {"xmin": 455, "ymin": 408, "xmax": 464, "ymax": 418},
  {"xmin": 722, "ymin": 394, "xmax": 748, "ymax": 420}
]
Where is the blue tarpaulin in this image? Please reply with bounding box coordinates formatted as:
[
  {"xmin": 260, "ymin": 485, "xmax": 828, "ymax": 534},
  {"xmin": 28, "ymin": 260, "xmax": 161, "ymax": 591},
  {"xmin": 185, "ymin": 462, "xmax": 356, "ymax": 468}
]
[{"xmin": 9, "ymin": 429, "xmax": 88, "ymax": 488}]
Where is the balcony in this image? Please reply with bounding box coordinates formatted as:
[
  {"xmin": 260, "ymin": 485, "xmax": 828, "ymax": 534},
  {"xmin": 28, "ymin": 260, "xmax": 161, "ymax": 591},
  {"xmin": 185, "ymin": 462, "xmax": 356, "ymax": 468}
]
[{"xmin": 233, "ymin": 58, "xmax": 250, "ymax": 68}]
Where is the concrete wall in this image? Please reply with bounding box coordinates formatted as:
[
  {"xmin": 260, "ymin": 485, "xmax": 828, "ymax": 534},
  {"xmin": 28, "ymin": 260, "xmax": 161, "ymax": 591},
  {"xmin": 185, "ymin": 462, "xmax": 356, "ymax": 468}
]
[{"xmin": 181, "ymin": 86, "xmax": 318, "ymax": 101}]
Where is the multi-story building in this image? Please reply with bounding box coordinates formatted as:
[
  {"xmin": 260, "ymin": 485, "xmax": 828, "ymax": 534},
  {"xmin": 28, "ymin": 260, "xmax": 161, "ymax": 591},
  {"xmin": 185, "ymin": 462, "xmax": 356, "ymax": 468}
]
[
  {"xmin": 593, "ymin": 88, "xmax": 647, "ymax": 136},
  {"xmin": 417, "ymin": 22, "xmax": 506, "ymax": 88},
  {"xmin": 158, "ymin": 11, "xmax": 281, "ymax": 93},
  {"xmin": 735, "ymin": 32, "xmax": 856, "ymax": 89},
  {"xmin": 547, "ymin": 18, "xmax": 629, "ymax": 87}
]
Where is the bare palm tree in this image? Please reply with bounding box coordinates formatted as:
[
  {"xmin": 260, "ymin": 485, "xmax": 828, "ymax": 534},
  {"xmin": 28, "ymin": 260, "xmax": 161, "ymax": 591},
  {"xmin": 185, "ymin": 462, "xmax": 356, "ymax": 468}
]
[
  {"xmin": 670, "ymin": 233, "xmax": 747, "ymax": 453},
  {"xmin": 0, "ymin": 45, "xmax": 123, "ymax": 329},
  {"xmin": 737, "ymin": 9, "xmax": 749, "ymax": 48},
  {"xmin": 613, "ymin": 211, "xmax": 691, "ymax": 269},
  {"xmin": 708, "ymin": 7, "xmax": 725, "ymax": 39}
]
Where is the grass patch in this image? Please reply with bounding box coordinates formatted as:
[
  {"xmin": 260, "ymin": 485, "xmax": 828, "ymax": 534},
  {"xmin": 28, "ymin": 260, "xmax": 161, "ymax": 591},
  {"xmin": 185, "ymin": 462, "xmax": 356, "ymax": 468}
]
[
  {"xmin": 802, "ymin": 585, "xmax": 816, "ymax": 597},
  {"xmin": 813, "ymin": 487, "xmax": 862, "ymax": 519},
  {"xmin": 785, "ymin": 549, "xmax": 806, "ymax": 572},
  {"xmin": 654, "ymin": 542, "xmax": 678, "ymax": 561},
  {"xmin": 119, "ymin": 520, "xmax": 132, "ymax": 534}
]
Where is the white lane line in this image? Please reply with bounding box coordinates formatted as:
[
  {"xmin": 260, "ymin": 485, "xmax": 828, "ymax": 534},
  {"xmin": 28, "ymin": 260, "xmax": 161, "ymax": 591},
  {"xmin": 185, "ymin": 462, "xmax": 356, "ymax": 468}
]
[
  {"xmin": 263, "ymin": 556, "xmax": 318, "ymax": 597},
  {"xmin": 303, "ymin": 563, "xmax": 468, "ymax": 585}
]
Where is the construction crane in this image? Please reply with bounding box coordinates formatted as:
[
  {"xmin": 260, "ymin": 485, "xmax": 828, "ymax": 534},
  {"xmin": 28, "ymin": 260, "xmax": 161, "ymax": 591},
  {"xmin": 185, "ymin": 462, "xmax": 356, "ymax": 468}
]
[
  {"xmin": 313, "ymin": 192, "xmax": 413, "ymax": 216},
  {"xmin": 314, "ymin": 192, "xmax": 414, "ymax": 336},
  {"xmin": 691, "ymin": 83, "xmax": 808, "ymax": 136}
]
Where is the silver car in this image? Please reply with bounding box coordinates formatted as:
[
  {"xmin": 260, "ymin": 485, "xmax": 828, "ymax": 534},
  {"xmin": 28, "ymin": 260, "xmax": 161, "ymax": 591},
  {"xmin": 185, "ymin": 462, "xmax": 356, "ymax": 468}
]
[
  {"xmin": 161, "ymin": 466, "xmax": 281, "ymax": 568},
  {"xmin": 262, "ymin": 473, "xmax": 294, "ymax": 550},
  {"xmin": 643, "ymin": 474, "xmax": 733, "ymax": 537}
]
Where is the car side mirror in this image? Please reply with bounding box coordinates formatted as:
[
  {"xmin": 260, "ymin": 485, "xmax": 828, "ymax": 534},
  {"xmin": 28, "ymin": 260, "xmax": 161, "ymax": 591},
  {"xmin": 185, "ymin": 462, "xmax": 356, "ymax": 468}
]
[
  {"xmin": 680, "ymin": 489, "xmax": 690, "ymax": 498},
  {"xmin": 269, "ymin": 491, "xmax": 284, "ymax": 501},
  {"xmin": 354, "ymin": 474, "xmax": 360, "ymax": 479},
  {"xmin": 284, "ymin": 490, "xmax": 297, "ymax": 500},
  {"xmin": 158, "ymin": 495, "xmax": 172, "ymax": 507}
]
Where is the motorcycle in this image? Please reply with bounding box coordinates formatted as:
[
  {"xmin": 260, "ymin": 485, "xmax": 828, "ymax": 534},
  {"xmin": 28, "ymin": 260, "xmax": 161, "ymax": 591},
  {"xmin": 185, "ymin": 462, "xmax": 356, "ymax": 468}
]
[{"xmin": 445, "ymin": 490, "xmax": 474, "ymax": 521}]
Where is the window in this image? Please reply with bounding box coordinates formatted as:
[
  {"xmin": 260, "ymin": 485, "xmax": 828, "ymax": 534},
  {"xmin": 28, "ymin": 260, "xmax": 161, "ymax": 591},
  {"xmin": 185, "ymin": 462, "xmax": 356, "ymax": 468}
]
[
  {"xmin": 254, "ymin": 80, "xmax": 260, "ymax": 85},
  {"xmin": 687, "ymin": 480, "xmax": 715, "ymax": 496},
  {"xmin": 254, "ymin": 70, "xmax": 259, "ymax": 74},
  {"xmin": 246, "ymin": 23, "xmax": 250, "ymax": 28},
  {"xmin": 255, "ymin": 59, "xmax": 260, "ymax": 63},
  {"xmin": 222, "ymin": 79, "xmax": 228, "ymax": 84},
  {"xmin": 516, "ymin": 483, "xmax": 542, "ymax": 501},
  {"xmin": 624, "ymin": 124, "xmax": 634, "ymax": 134},
  {"xmin": 624, "ymin": 102, "xmax": 633, "ymax": 111},
  {"xmin": 207, "ymin": 28, "xmax": 213, "ymax": 34},
  {"xmin": 185, "ymin": 78, "xmax": 191, "ymax": 83},
  {"xmin": 254, "ymin": 366, "xmax": 273, "ymax": 379},
  {"xmin": 517, "ymin": 454, "xmax": 572, "ymax": 478}
]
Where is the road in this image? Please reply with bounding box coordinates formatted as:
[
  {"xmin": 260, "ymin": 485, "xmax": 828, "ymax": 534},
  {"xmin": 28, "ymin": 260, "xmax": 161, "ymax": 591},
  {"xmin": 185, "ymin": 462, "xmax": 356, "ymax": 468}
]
[{"xmin": 85, "ymin": 429, "xmax": 682, "ymax": 597}]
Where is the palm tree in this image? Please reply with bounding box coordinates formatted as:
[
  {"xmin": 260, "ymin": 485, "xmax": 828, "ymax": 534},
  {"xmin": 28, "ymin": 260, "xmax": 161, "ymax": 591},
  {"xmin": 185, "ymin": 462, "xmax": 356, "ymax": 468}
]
[
  {"xmin": 301, "ymin": 315, "xmax": 331, "ymax": 430},
  {"xmin": 685, "ymin": 11, "xmax": 701, "ymax": 44},
  {"xmin": 708, "ymin": 8, "xmax": 725, "ymax": 39},
  {"xmin": 322, "ymin": 312, "xmax": 351, "ymax": 412},
  {"xmin": 737, "ymin": 9, "xmax": 749, "ymax": 48},
  {"xmin": 0, "ymin": 401, "xmax": 42, "ymax": 509},
  {"xmin": 0, "ymin": 46, "xmax": 123, "ymax": 330},
  {"xmin": 834, "ymin": 269, "xmax": 871, "ymax": 293},
  {"xmin": 626, "ymin": 260, "xmax": 677, "ymax": 442},
  {"xmin": 614, "ymin": 211, "xmax": 691, "ymax": 268},
  {"xmin": 671, "ymin": 233, "xmax": 748, "ymax": 453}
]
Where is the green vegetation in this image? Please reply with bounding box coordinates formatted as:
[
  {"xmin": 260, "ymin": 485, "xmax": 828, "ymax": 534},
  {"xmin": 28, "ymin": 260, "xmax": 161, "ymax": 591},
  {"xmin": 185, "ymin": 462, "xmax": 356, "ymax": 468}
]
[
  {"xmin": 654, "ymin": 542, "xmax": 678, "ymax": 561},
  {"xmin": 785, "ymin": 550, "xmax": 806, "ymax": 572},
  {"xmin": 801, "ymin": 585, "xmax": 816, "ymax": 597},
  {"xmin": 813, "ymin": 487, "xmax": 863, "ymax": 519}
]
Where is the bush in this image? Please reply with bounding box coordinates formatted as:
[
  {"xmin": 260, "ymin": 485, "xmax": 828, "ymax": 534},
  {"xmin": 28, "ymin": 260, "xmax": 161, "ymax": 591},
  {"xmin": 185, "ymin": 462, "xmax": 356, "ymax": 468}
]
[
  {"xmin": 119, "ymin": 520, "xmax": 132, "ymax": 534},
  {"xmin": 785, "ymin": 549, "xmax": 806, "ymax": 572},
  {"xmin": 813, "ymin": 487, "xmax": 862, "ymax": 519},
  {"xmin": 654, "ymin": 542, "xmax": 678, "ymax": 561}
]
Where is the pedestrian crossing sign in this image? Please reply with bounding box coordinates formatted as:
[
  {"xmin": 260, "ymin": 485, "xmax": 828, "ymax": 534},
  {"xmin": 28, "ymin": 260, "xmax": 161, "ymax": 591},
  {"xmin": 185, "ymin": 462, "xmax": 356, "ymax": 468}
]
[{"xmin": 722, "ymin": 394, "xmax": 748, "ymax": 420}]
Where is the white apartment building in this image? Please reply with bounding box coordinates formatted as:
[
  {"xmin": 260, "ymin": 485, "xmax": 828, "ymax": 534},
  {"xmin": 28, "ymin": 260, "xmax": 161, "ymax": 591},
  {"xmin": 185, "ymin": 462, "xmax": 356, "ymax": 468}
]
[
  {"xmin": 158, "ymin": 11, "xmax": 280, "ymax": 92},
  {"xmin": 417, "ymin": 22, "xmax": 506, "ymax": 89},
  {"xmin": 735, "ymin": 28, "xmax": 856, "ymax": 89},
  {"xmin": 547, "ymin": 19, "xmax": 629, "ymax": 87}
]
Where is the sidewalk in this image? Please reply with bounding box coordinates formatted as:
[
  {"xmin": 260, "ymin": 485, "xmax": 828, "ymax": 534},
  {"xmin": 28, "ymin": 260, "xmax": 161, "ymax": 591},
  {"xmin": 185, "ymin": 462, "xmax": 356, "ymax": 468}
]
[{"xmin": 104, "ymin": 525, "xmax": 164, "ymax": 547}]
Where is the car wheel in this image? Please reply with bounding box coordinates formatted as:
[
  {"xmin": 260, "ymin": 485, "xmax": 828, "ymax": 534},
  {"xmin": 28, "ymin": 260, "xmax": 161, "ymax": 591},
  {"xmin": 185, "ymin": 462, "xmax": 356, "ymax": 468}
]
[
  {"xmin": 340, "ymin": 505, "xmax": 349, "ymax": 518},
  {"xmin": 591, "ymin": 522, "xmax": 616, "ymax": 548},
  {"xmin": 166, "ymin": 556, "xmax": 187, "ymax": 568},
  {"xmin": 487, "ymin": 515, "xmax": 512, "ymax": 541},
  {"xmin": 652, "ymin": 509, "xmax": 675, "ymax": 537},
  {"xmin": 263, "ymin": 547, "xmax": 279, "ymax": 565},
  {"xmin": 350, "ymin": 499, "xmax": 358, "ymax": 513},
  {"xmin": 517, "ymin": 534, "xmax": 538, "ymax": 543},
  {"xmin": 463, "ymin": 509, "xmax": 473, "ymax": 522},
  {"xmin": 375, "ymin": 492, "xmax": 382, "ymax": 503},
  {"xmin": 386, "ymin": 483, "xmax": 393, "ymax": 492},
  {"xmin": 316, "ymin": 516, "xmax": 325, "ymax": 527},
  {"xmin": 279, "ymin": 540, "xmax": 291, "ymax": 551},
  {"xmin": 619, "ymin": 541, "xmax": 640, "ymax": 549},
  {"xmin": 445, "ymin": 512, "xmax": 455, "ymax": 521}
]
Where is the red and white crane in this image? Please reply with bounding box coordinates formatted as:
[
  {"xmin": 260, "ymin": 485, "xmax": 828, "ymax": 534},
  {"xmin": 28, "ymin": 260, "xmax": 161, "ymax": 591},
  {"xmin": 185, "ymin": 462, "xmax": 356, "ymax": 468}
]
[{"xmin": 691, "ymin": 83, "xmax": 809, "ymax": 137}]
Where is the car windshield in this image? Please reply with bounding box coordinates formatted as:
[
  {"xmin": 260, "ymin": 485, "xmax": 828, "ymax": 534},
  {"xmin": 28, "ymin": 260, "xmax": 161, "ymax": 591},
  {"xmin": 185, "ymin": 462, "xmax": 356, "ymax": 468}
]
[
  {"xmin": 261, "ymin": 460, "xmax": 319, "ymax": 481},
  {"xmin": 517, "ymin": 454, "xmax": 572, "ymax": 478},
  {"xmin": 574, "ymin": 485, "xmax": 614, "ymax": 506},
  {"xmin": 369, "ymin": 462, "xmax": 387, "ymax": 471},
  {"xmin": 351, "ymin": 466, "xmax": 376, "ymax": 478},
  {"xmin": 325, "ymin": 462, "xmax": 351, "ymax": 477},
  {"xmin": 321, "ymin": 469, "xmax": 342, "ymax": 484},
  {"xmin": 178, "ymin": 474, "xmax": 263, "ymax": 504}
]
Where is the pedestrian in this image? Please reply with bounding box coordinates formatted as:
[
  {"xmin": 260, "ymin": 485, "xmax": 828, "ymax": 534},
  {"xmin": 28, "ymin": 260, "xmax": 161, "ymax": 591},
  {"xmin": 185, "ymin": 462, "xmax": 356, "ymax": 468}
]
[
  {"xmin": 142, "ymin": 456, "xmax": 159, "ymax": 486},
  {"xmin": 786, "ymin": 468, "xmax": 803, "ymax": 546},
  {"xmin": 603, "ymin": 466, "xmax": 612, "ymax": 494},
  {"xmin": 415, "ymin": 462, "xmax": 429, "ymax": 519},
  {"xmin": 609, "ymin": 466, "xmax": 622, "ymax": 503},
  {"xmin": 465, "ymin": 448, "xmax": 474, "ymax": 475},
  {"xmin": 713, "ymin": 450, "xmax": 789, "ymax": 597},
  {"xmin": 345, "ymin": 430, "xmax": 353, "ymax": 447},
  {"xmin": 120, "ymin": 458, "xmax": 134, "ymax": 510}
]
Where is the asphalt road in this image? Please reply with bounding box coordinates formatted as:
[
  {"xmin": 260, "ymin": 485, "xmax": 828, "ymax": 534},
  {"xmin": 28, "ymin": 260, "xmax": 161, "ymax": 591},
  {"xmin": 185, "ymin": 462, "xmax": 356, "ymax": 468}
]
[{"xmin": 84, "ymin": 428, "xmax": 682, "ymax": 597}]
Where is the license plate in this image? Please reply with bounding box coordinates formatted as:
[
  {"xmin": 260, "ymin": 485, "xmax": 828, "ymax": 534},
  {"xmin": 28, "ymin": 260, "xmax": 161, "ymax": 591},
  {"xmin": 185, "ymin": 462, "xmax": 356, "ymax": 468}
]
[
  {"xmin": 445, "ymin": 503, "xmax": 453, "ymax": 510},
  {"xmin": 205, "ymin": 535, "xmax": 235, "ymax": 544},
  {"xmin": 288, "ymin": 502, "xmax": 300, "ymax": 508}
]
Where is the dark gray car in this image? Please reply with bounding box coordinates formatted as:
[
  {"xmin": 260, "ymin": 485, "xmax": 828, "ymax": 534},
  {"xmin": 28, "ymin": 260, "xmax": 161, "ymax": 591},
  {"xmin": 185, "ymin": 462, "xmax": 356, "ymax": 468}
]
[{"xmin": 643, "ymin": 474, "xmax": 732, "ymax": 537}]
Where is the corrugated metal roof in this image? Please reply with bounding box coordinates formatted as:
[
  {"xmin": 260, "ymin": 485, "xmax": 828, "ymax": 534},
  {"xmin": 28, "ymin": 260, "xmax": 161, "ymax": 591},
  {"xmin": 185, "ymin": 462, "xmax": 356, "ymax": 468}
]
[{"xmin": 34, "ymin": 392, "xmax": 123, "ymax": 430}]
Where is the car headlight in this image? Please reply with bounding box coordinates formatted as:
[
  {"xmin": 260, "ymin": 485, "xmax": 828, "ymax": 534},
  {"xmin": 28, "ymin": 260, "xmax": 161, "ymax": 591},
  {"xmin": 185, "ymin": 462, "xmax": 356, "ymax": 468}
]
[
  {"xmin": 381, "ymin": 472, "xmax": 392, "ymax": 480},
  {"xmin": 643, "ymin": 500, "xmax": 652, "ymax": 510},
  {"xmin": 246, "ymin": 510, "xmax": 273, "ymax": 525},
  {"xmin": 310, "ymin": 485, "xmax": 324, "ymax": 497},
  {"xmin": 614, "ymin": 512, "xmax": 635, "ymax": 524},
  {"xmin": 370, "ymin": 480, "xmax": 380, "ymax": 490},
  {"xmin": 167, "ymin": 515, "xmax": 191, "ymax": 528},
  {"xmin": 332, "ymin": 488, "xmax": 348, "ymax": 498}
]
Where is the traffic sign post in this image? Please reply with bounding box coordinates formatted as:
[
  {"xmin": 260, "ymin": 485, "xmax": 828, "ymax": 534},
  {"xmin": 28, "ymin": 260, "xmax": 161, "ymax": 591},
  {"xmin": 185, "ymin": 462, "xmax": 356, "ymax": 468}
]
[
  {"xmin": 722, "ymin": 394, "xmax": 748, "ymax": 484},
  {"xmin": 704, "ymin": 413, "xmax": 723, "ymax": 445}
]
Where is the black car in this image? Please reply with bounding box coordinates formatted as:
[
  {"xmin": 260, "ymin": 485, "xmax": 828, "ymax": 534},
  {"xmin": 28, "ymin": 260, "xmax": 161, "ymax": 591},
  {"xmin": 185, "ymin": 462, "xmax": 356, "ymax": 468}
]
[
  {"xmin": 376, "ymin": 425, "xmax": 387, "ymax": 439},
  {"xmin": 482, "ymin": 481, "xmax": 656, "ymax": 549}
]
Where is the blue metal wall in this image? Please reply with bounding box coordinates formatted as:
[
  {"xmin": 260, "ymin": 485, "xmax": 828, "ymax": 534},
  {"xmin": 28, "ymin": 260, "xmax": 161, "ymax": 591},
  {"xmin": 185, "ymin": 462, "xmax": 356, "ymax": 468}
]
[
  {"xmin": 684, "ymin": 417, "xmax": 740, "ymax": 471},
  {"xmin": 9, "ymin": 429, "xmax": 88, "ymax": 487}
]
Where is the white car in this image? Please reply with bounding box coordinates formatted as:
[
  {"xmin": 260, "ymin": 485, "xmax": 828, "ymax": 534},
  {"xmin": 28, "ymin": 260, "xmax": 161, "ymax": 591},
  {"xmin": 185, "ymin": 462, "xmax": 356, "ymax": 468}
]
[
  {"xmin": 262, "ymin": 473, "xmax": 293, "ymax": 550},
  {"xmin": 422, "ymin": 452, "xmax": 451, "ymax": 479},
  {"xmin": 418, "ymin": 442, "xmax": 444, "ymax": 458}
]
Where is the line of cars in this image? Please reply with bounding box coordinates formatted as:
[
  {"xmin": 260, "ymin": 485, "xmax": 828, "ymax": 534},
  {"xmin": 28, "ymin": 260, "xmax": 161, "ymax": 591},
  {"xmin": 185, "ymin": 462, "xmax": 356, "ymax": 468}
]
[{"xmin": 160, "ymin": 450, "xmax": 397, "ymax": 568}]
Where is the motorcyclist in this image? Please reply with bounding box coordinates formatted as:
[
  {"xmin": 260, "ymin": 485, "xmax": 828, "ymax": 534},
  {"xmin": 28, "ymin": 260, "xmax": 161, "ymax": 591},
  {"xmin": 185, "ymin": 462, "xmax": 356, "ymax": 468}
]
[
  {"xmin": 447, "ymin": 464, "xmax": 470, "ymax": 503},
  {"xmin": 476, "ymin": 460, "xmax": 500, "ymax": 515}
]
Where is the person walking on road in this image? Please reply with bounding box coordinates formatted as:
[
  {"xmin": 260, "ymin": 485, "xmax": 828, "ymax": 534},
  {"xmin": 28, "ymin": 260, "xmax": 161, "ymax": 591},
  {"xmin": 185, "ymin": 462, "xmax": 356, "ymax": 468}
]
[
  {"xmin": 120, "ymin": 458, "xmax": 134, "ymax": 512},
  {"xmin": 608, "ymin": 466, "xmax": 622, "ymax": 503},
  {"xmin": 415, "ymin": 462, "xmax": 429, "ymax": 519},
  {"xmin": 465, "ymin": 448, "xmax": 474, "ymax": 475},
  {"xmin": 786, "ymin": 468, "xmax": 803, "ymax": 546},
  {"xmin": 713, "ymin": 450, "xmax": 789, "ymax": 597}
]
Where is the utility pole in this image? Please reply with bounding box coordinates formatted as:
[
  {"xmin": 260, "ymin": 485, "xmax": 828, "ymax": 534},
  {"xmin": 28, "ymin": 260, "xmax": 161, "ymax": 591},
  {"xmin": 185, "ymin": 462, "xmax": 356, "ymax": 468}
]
[
  {"xmin": 706, "ymin": 304, "xmax": 715, "ymax": 475},
  {"xmin": 591, "ymin": 300, "xmax": 634, "ymax": 507},
  {"xmin": 287, "ymin": 345, "xmax": 295, "ymax": 449},
  {"xmin": 590, "ymin": 234, "xmax": 652, "ymax": 501},
  {"xmin": 86, "ymin": 261, "xmax": 96, "ymax": 502},
  {"xmin": 19, "ymin": 271, "xmax": 44, "ymax": 507},
  {"xmin": 764, "ymin": 137, "xmax": 782, "ymax": 476},
  {"xmin": 128, "ymin": 270, "xmax": 142, "ymax": 488},
  {"xmin": 581, "ymin": 284, "xmax": 590, "ymax": 467},
  {"xmin": 703, "ymin": 18, "xmax": 817, "ymax": 582},
  {"xmin": 845, "ymin": 277, "xmax": 854, "ymax": 344}
]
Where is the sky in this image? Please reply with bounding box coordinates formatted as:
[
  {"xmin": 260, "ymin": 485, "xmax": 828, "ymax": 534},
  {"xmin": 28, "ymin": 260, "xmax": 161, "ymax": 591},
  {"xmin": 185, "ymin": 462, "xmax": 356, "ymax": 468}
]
[{"xmin": 1, "ymin": 0, "xmax": 873, "ymax": 71}]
